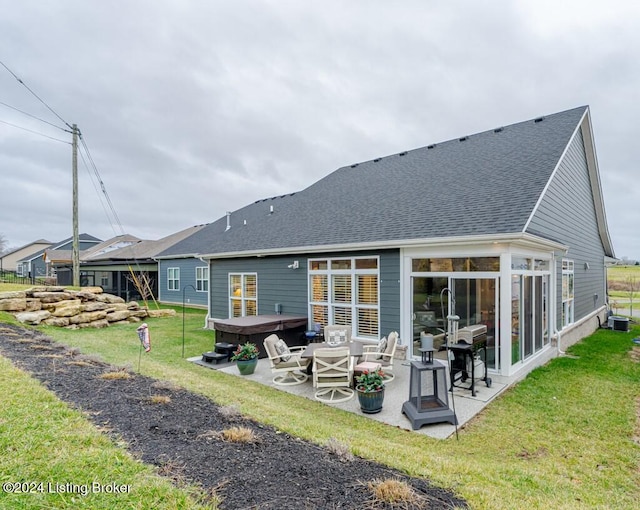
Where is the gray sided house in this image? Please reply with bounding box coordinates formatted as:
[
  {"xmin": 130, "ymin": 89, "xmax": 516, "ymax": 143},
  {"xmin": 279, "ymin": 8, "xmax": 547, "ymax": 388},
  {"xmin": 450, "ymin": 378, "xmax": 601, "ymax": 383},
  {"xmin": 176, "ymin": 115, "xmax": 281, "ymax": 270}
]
[
  {"xmin": 155, "ymin": 255, "xmax": 211, "ymax": 309},
  {"xmin": 18, "ymin": 234, "xmax": 102, "ymax": 279},
  {"xmin": 162, "ymin": 106, "xmax": 614, "ymax": 382},
  {"xmin": 70, "ymin": 226, "xmax": 207, "ymax": 301}
]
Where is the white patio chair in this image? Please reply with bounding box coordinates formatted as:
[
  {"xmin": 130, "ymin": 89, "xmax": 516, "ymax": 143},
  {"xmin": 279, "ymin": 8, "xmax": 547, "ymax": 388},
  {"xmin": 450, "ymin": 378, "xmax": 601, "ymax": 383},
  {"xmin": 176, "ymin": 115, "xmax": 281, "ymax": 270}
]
[
  {"xmin": 323, "ymin": 325, "xmax": 351, "ymax": 346},
  {"xmin": 361, "ymin": 331, "xmax": 398, "ymax": 382},
  {"xmin": 312, "ymin": 347, "xmax": 354, "ymax": 403},
  {"xmin": 262, "ymin": 334, "xmax": 310, "ymax": 386}
]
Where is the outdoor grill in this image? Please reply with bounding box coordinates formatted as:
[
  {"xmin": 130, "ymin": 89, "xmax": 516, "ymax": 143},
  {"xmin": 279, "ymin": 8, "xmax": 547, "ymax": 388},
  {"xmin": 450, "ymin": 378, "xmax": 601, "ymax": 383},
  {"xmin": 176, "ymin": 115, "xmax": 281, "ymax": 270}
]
[{"xmin": 448, "ymin": 324, "xmax": 492, "ymax": 397}]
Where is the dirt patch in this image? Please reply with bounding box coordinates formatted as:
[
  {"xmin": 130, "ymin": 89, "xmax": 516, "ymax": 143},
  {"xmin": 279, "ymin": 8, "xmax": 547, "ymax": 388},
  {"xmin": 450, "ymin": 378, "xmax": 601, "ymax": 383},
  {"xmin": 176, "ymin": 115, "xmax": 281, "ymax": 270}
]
[{"xmin": 0, "ymin": 324, "xmax": 467, "ymax": 509}]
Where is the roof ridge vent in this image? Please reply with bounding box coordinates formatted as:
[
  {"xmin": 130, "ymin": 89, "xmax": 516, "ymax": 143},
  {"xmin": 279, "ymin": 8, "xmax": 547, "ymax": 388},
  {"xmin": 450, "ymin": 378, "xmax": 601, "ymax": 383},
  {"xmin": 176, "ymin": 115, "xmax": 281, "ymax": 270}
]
[
  {"xmin": 459, "ymin": 136, "xmax": 468, "ymax": 142},
  {"xmin": 494, "ymin": 127, "xmax": 504, "ymax": 133},
  {"xmin": 534, "ymin": 116, "xmax": 545, "ymax": 123},
  {"xmin": 427, "ymin": 144, "xmax": 436, "ymax": 149},
  {"xmin": 350, "ymin": 163, "xmax": 359, "ymax": 168},
  {"xmin": 399, "ymin": 151, "xmax": 407, "ymax": 156},
  {"xmin": 373, "ymin": 158, "xmax": 381, "ymax": 162}
]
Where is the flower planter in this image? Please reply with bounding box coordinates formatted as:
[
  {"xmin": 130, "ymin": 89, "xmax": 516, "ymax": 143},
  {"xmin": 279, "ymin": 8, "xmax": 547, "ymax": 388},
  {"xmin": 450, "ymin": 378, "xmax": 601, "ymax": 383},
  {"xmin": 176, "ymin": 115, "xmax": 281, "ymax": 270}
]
[
  {"xmin": 356, "ymin": 387, "xmax": 385, "ymax": 414},
  {"xmin": 236, "ymin": 358, "xmax": 258, "ymax": 375}
]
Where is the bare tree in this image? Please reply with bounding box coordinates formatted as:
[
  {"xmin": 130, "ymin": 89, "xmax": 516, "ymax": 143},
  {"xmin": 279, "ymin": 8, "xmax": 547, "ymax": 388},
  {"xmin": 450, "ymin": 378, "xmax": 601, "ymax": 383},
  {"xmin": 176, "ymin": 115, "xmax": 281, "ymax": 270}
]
[
  {"xmin": 0, "ymin": 233, "xmax": 6, "ymax": 255},
  {"xmin": 124, "ymin": 271, "xmax": 155, "ymax": 302},
  {"xmin": 626, "ymin": 275, "xmax": 638, "ymax": 317}
]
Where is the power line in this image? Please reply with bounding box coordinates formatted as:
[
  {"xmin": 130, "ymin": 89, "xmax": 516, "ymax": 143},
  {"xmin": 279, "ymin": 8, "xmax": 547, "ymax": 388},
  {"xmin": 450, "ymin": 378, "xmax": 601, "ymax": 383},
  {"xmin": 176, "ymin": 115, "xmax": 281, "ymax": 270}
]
[
  {"xmin": 78, "ymin": 132, "xmax": 125, "ymax": 234},
  {"xmin": 0, "ymin": 59, "xmax": 72, "ymax": 129},
  {"xmin": 0, "ymin": 100, "xmax": 69, "ymax": 132},
  {"xmin": 0, "ymin": 118, "xmax": 70, "ymax": 144}
]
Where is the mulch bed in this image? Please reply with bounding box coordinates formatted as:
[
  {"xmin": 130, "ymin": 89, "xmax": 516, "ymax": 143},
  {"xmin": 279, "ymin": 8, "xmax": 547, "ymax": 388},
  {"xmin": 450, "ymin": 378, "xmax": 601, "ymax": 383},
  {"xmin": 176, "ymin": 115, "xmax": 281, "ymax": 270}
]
[{"xmin": 0, "ymin": 323, "xmax": 468, "ymax": 509}]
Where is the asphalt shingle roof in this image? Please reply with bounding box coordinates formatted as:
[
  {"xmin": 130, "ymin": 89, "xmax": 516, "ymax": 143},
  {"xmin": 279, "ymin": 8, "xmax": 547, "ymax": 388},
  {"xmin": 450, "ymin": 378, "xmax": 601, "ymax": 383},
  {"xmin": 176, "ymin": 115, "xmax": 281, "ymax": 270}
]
[{"xmin": 160, "ymin": 106, "xmax": 588, "ymax": 258}]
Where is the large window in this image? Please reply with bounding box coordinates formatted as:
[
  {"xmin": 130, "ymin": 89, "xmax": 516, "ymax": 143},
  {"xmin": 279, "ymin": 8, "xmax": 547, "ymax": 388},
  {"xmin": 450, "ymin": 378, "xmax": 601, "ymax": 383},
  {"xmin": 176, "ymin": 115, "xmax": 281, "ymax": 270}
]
[
  {"xmin": 167, "ymin": 267, "xmax": 180, "ymax": 291},
  {"xmin": 511, "ymin": 258, "xmax": 551, "ymax": 365},
  {"xmin": 309, "ymin": 257, "xmax": 379, "ymax": 339},
  {"xmin": 562, "ymin": 259, "xmax": 574, "ymax": 328},
  {"xmin": 229, "ymin": 273, "xmax": 257, "ymax": 317},
  {"xmin": 196, "ymin": 266, "xmax": 209, "ymax": 292}
]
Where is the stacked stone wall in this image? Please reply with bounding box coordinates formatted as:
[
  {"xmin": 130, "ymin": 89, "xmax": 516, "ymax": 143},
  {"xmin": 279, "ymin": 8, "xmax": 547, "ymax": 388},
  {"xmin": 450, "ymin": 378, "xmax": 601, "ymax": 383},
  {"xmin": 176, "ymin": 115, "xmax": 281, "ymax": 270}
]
[{"xmin": 0, "ymin": 286, "xmax": 175, "ymax": 329}]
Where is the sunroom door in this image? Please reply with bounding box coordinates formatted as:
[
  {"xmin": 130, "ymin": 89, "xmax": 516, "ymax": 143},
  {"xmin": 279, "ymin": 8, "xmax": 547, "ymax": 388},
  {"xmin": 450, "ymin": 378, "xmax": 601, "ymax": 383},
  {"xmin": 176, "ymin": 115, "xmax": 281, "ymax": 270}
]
[
  {"xmin": 411, "ymin": 277, "xmax": 449, "ymax": 354},
  {"xmin": 452, "ymin": 277, "xmax": 499, "ymax": 371}
]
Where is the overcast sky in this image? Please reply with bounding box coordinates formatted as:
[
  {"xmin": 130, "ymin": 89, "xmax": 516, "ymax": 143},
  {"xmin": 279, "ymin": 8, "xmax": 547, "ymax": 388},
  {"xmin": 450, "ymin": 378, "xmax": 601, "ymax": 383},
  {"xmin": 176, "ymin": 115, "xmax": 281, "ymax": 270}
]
[{"xmin": 1, "ymin": 1, "xmax": 638, "ymax": 258}]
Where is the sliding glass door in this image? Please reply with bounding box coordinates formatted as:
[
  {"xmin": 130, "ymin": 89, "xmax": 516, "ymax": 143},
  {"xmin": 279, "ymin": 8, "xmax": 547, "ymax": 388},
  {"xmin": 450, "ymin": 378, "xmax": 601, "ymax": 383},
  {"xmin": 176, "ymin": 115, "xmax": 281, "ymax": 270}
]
[
  {"xmin": 411, "ymin": 274, "xmax": 499, "ymax": 370},
  {"xmin": 511, "ymin": 272, "xmax": 550, "ymax": 365}
]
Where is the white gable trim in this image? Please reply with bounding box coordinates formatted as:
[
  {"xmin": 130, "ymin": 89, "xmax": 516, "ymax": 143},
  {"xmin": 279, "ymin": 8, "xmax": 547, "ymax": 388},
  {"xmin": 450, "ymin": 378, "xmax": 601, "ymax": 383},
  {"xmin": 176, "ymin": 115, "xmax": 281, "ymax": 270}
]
[{"xmin": 522, "ymin": 107, "xmax": 614, "ymax": 258}]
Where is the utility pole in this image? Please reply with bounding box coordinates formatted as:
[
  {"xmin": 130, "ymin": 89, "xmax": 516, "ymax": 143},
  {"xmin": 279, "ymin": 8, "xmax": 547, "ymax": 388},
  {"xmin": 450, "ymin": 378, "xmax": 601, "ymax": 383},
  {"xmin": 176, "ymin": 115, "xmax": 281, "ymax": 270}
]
[{"xmin": 72, "ymin": 124, "xmax": 80, "ymax": 287}]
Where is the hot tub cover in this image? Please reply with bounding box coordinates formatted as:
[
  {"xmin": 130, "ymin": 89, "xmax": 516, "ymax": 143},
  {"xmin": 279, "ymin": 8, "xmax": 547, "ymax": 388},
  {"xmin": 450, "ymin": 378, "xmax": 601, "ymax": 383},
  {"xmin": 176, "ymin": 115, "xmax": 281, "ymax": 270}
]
[{"xmin": 212, "ymin": 314, "xmax": 307, "ymax": 335}]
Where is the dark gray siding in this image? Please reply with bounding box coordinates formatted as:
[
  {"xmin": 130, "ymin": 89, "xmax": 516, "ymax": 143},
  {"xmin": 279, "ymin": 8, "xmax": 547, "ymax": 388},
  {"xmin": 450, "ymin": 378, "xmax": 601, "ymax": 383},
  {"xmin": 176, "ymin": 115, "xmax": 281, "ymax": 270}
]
[
  {"xmin": 379, "ymin": 250, "xmax": 401, "ymax": 335},
  {"xmin": 158, "ymin": 258, "xmax": 209, "ymax": 307},
  {"xmin": 527, "ymin": 127, "xmax": 607, "ymax": 328},
  {"xmin": 209, "ymin": 249, "xmax": 401, "ymax": 337},
  {"xmin": 210, "ymin": 256, "xmax": 308, "ymax": 318}
]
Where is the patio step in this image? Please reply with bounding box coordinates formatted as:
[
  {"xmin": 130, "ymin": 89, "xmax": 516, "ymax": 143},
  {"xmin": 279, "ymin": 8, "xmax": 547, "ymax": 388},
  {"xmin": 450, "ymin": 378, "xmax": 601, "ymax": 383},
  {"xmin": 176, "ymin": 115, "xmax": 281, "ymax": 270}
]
[
  {"xmin": 202, "ymin": 351, "xmax": 228, "ymax": 364},
  {"xmin": 214, "ymin": 342, "xmax": 237, "ymax": 359}
]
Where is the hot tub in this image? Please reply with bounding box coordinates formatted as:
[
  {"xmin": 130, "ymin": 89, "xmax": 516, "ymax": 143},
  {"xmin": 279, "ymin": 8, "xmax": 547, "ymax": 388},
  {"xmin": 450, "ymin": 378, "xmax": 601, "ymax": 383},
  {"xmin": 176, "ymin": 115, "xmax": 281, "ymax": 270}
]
[{"xmin": 212, "ymin": 314, "xmax": 308, "ymax": 358}]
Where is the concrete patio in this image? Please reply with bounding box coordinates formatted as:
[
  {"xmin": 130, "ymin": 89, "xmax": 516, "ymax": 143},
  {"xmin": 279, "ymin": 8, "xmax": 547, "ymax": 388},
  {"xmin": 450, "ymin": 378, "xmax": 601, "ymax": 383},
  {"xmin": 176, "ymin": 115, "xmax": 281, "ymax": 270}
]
[{"xmin": 190, "ymin": 352, "xmax": 509, "ymax": 439}]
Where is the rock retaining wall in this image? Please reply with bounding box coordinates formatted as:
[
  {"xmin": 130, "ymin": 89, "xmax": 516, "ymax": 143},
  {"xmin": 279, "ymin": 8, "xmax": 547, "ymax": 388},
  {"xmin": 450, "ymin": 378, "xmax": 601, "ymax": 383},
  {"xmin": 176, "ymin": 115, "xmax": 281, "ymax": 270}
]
[{"xmin": 0, "ymin": 286, "xmax": 175, "ymax": 329}]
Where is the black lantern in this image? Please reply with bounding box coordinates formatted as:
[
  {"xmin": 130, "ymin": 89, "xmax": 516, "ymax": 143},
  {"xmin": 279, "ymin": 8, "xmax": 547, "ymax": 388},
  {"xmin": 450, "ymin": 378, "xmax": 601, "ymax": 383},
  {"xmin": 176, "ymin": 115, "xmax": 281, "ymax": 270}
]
[{"xmin": 402, "ymin": 359, "xmax": 457, "ymax": 429}]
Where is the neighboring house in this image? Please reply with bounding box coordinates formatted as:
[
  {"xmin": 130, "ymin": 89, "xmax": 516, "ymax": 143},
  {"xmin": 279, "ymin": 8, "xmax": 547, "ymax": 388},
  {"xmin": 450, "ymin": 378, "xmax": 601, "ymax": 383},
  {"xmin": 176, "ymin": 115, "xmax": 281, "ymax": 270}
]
[
  {"xmin": 0, "ymin": 239, "xmax": 52, "ymax": 273},
  {"xmin": 53, "ymin": 226, "xmax": 208, "ymax": 301},
  {"xmin": 155, "ymin": 224, "xmax": 212, "ymax": 308},
  {"xmin": 47, "ymin": 234, "xmax": 141, "ymax": 288},
  {"xmin": 160, "ymin": 106, "xmax": 614, "ymax": 382},
  {"xmin": 17, "ymin": 234, "xmax": 101, "ymax": 279}
]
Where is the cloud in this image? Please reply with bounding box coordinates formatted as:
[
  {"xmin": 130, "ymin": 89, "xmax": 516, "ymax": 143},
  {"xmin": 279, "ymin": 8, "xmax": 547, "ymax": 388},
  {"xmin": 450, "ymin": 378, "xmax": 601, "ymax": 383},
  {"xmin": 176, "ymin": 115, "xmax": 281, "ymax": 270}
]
[{"xmin": 0, "ymin": 0, "xmax": 638, "ymax": 257}]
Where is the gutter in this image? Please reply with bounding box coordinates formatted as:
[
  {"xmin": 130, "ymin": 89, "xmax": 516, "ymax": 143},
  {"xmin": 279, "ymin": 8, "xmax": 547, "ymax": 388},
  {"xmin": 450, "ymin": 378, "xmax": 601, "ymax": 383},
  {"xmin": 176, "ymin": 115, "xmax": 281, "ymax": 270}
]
[{"xmin": 197, "ymin": 232, "xmax": 568, "ymax": 260}]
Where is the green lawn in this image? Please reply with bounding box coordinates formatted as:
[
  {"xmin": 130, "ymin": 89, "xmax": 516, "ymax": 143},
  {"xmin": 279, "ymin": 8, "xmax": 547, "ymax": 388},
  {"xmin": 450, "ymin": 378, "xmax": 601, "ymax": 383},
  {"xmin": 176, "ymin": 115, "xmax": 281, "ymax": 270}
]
[
  {"xmin": 1, "ymin": 286, "xmax": 640, "ymax": 509},
  {"xmin": 0, "ymin": 355, "xmax": 215, "ymax": 509}
]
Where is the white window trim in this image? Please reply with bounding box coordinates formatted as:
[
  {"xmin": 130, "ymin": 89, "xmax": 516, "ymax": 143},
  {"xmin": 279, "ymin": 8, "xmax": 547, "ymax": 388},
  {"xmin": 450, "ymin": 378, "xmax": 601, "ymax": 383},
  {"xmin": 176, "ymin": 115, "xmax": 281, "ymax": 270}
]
[
  {"xmin": 195, "ymin": 266, "xmax": 209, "ymax": 293},
  {"xmin": 561, "ymin": 259, "xmax": 574, "ymax": 328},
  {"xmin": 308, "ymin": 256, "xmax": 380, "ymax": 340},
  {"xmin": 228, "ymin": 273, "xmax": 258, "ymax": 317},
  {"xmin": 167, "ymin": 267, "xmax": 180, "ymax": 291}
]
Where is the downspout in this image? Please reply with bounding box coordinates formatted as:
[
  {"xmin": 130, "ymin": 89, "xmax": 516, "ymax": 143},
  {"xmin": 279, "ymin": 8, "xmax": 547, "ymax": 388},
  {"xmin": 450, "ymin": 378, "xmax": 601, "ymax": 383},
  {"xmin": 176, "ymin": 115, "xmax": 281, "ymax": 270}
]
[{"xmin": 553, "ymin": 327, "xmax": 565, "ymax": 355}]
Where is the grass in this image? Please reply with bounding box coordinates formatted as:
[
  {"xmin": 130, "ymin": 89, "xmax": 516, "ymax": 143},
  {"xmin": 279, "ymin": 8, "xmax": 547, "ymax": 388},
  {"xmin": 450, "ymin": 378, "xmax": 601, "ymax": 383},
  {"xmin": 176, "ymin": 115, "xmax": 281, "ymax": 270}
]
[
  {"xmin": 2, "ymin": 283, "xmax": 640, "ymax": 508},
  {"xmin": 0, "ymin": 356, "xmax": 215, "ymax": 509},
  {"xmin": 608, "ymin": 265, "xmax": 640, "ymax": 307}
]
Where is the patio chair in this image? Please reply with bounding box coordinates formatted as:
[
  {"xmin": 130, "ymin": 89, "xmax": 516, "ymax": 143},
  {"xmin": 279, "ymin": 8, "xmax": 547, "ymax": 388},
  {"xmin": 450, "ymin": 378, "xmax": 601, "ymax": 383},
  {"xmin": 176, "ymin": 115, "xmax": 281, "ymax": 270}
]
[
  {"xmin": 312, "ymin": 347, "xmax": 355, "ymax": 403},
  {"xmin": 361, "ymin": 331, "xmax": 398, "ymax": 382},
  {"xmin": 263, "ymin": 334, "xmax": 311, "ymax": 386},
  {"xmin": 323, "ymin": 325, "xmax": 351, "ymax": 346}
]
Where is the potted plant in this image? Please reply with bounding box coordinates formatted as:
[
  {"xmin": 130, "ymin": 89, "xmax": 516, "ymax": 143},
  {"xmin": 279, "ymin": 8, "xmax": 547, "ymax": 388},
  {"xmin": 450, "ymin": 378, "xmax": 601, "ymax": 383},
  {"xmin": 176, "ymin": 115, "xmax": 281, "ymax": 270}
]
[
  {"xmin": 354, "ymin": 368, "xmax": 385, "ymax": 414},
  {"xmin": 231, "ymin": 342, "xmax": 259, "ymax": 375}
]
